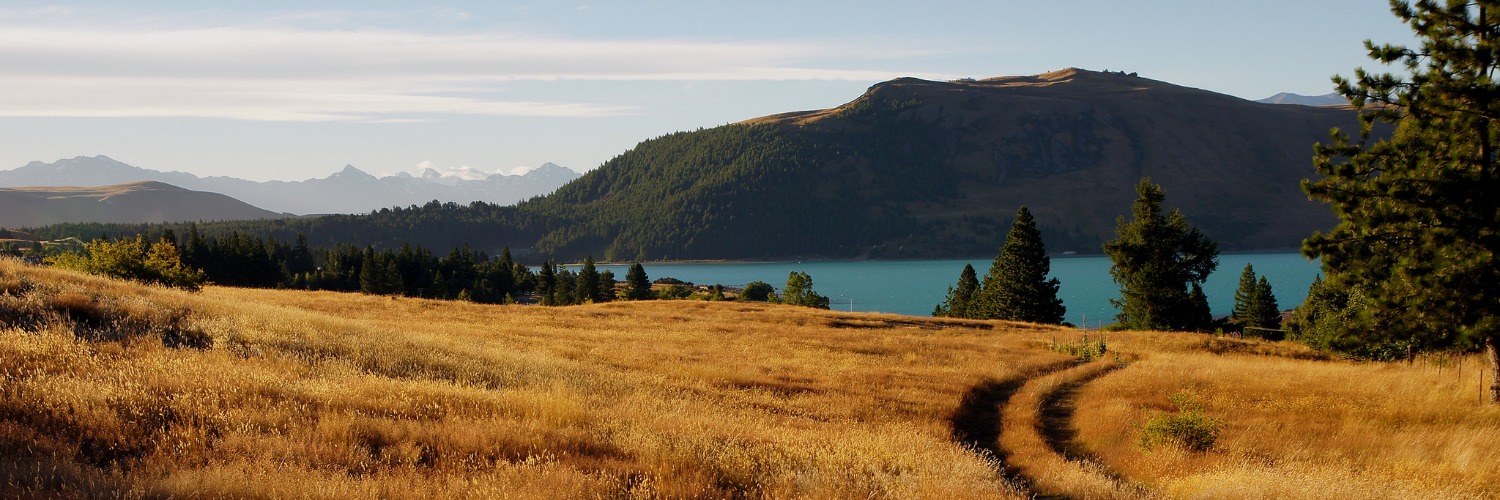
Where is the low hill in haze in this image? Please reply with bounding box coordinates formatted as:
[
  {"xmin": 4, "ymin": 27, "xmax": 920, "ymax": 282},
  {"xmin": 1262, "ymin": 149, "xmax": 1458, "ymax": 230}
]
[
  {"xmin": 0, "ymin": 181, "xmax": 284, "ymax": 228},
  {"xmin": 1258, "ymin": 92, "xmax": 1347, "ymax": 106},
  {"xmin": 0, "ymin": 156, "xmax": 580, "ymax": 215}
]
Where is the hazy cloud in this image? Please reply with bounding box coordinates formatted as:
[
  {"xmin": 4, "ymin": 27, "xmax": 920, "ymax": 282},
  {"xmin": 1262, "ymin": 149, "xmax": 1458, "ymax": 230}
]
[{"xmin": 0, "ymin": 24, "xmax": 931, "ymax": 122}]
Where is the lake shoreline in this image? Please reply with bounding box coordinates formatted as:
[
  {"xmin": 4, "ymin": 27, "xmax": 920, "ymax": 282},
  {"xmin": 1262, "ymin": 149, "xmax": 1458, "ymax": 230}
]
[
  {"xmin": 585, "ymin": 248, "xmax": 1313, "ymax": 267},
  {"xmin": 569, "ymin": 253, "xmax": 1320, "ymax": 320}
]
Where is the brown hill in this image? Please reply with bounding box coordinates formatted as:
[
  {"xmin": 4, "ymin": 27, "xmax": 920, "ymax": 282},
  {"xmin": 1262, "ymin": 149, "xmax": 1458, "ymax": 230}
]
[{"xmin": 0, "ymin": 181, "xmax": 284, "ymax": 228}]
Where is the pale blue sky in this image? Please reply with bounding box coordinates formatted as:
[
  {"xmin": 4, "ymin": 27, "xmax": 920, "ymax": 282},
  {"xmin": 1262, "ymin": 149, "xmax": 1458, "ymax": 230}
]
[{"xmin": 0, "ymin": 1, "xmax": 1414, "ymax": 181}]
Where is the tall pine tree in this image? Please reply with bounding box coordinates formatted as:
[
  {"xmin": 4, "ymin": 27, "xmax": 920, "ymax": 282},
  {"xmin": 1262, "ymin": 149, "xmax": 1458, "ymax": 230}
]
[
  {"xmin": 624, "ymin": 262, "xmax": 652, "ymax": 300},
  {"xmin": 1251, "ymin": 276, "xmax": 1280, "ymax": 329},
  {"xmin": 1232, "ymin": 264, "xmax": 1258, "ymax": 322},
  {"xmin": 537, "ymin": 261, "xmax": 557, "ymax": 305},
  {"xmin": 934, "ymin": 264, "xmax": 980, "ymax": 318},
  {"xmin": 1103, "ymin": 178, "xmax": 1218, "ymax": 331},
  {"xmin": 971, "ymin": 207, "xmax": 1065, "ymax": 324},
  {"xmin": 1304, "ymin": 1, "xmax": 1500, "ymax": 401},
  {"xmin": 577, "ymin": 256, "xmax": 601, "ymax": 303}
]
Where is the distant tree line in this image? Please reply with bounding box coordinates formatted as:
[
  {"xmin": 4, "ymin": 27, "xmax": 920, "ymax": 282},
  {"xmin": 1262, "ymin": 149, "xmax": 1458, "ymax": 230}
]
[{"xmin": 42, "ymin": 223, "xmax": 832, "ymax": 310}]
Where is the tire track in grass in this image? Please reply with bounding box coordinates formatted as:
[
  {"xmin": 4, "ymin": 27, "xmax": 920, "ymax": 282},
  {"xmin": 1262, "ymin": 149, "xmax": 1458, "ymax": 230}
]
[
  {"xmin": 949, "ymin": 360, "xmax": 1079, "ymax": 494},
  {"xmin": 998, "ymin": 359, "xmax": 1150, "ymax": 499}
]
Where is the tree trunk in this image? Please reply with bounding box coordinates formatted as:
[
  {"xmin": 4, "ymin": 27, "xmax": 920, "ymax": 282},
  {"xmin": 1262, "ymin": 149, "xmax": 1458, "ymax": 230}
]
[{"xmin": 1489, "ymin": 334, "xmax": 1500, "ymax": 405}]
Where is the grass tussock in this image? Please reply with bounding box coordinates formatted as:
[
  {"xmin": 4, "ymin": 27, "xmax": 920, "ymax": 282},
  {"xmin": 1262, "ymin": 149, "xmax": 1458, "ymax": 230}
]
[
  {"xmin": 1072, "ymin": 330, "xmax": 1500, "ymax": 499},
  {"xmin": 0, "ymin": 257, "xmax": 1068, "ymax": 498}
]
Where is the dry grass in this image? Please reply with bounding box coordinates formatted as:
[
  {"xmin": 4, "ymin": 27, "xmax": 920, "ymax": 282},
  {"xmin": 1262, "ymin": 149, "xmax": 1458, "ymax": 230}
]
[
  {"xmin": 1072, "ymin": 330, "xmax": 1500, "ymax": 499},
  {"xmin": 5, "ymin": 256, "xmax": 1499, "ymax": 498},
  {"xmin": 0, "ymin": 258, "xmax": 1068, "ymax": 498}
]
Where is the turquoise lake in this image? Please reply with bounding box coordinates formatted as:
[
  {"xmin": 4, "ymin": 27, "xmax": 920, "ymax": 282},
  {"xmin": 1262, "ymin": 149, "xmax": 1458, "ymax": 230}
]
[{"xmin": 592, "ymin": 252, "xmax": 1321, "ymax": 325}]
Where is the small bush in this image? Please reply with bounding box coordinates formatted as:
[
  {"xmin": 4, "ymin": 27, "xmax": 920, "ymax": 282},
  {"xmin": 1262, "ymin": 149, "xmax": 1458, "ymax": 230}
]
[
  {"xmin": 656, "ymin": 284, "xmax": 692, "ymax": 300},
  {"xmin": 48, "ymin": 236, "xmax": 206, "ymax": 291},
  {"xmin": 1048, "ymin": 332, "xmax": 1107, "ymax": 361},
  {"xmin": 1140, "ymin": 391, "xmax": 1220, "ymax": 452},
  {"xmin": 739, "ymin": 281, "xmax": 774, "ymax": 302}
]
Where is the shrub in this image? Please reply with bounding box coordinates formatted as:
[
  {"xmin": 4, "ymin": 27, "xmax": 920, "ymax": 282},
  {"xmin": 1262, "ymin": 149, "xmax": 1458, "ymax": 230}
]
[
  {"xmin": 1047, "ymin": 332, "xmax": 1107, "ymax": 361},
  {"xmin": 781, "ymin": 271, "xmax": 829, "ymax": 309},
  {"xmin": 48, "ymin": 236, "xmax": 206, "ymax": 291},
  {"xmin": 740, "ymin": 281, "xmax": 774, "ymax": 302},
  {"xmin": 1140, "ymin": 391, "xmax": 1220, "ymax": 452},
  {"xmin": 657, "ymin": 284, "xmax": 692, "ymax": 300}
]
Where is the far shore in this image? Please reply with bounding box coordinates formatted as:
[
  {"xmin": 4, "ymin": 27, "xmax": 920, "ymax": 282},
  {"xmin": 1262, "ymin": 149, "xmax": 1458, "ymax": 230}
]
[{"xmin": 571, "ymin": 248, "xmax": 1309, "ymax": 267}]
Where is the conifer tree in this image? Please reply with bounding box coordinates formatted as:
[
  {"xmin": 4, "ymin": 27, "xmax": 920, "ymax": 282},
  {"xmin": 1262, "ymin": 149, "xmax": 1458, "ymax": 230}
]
[
  {"xmin": 1305, "ymin": 2, "xmax": 1500, "ymax": 400},
  {"xmin": 624, "ymin": 262, "xmax": 653, "ymax": 300},
  {"xmin": 491, "ymin": 247, "xmax": 517, "ymax": 298},
  {"xmin": 287, "ymin": 233, "xmax": 315, "ymax": 277},
  {"xmin": 1103, "ymin": 178, "xmax": 1219, "ymax": 330},
  {"xmin": 183, "ymin": 223, "xmax": 209, "ymax": 270},
  {"xmin": 1251, "ymin": 276, "xmax": 1280, "ymax": 329},
  {"xmin": 537, "ymin": 261, "xmax": 557, "ymax": 305},
  {"xmin": 933, "ymin": 264, "xmax": 979, "ymax": 318},
  {"xmin": 577, "ymin": 256, "xmax": 601, "ymax": 303},
  {"xmin": 598, "ymin": 270, "xmax": 617, "ymax": 301},
  {"xmin": 971, "ymin": 206, "xmax": 1065, "ymax": 324},
  {"xmin": 1232, "ymin": 264, "xmax": 1258, "ymax": 322},
  {"xmin": 1186, "ymin": 283, "xmax": 1213, "ymax": 332},
  {"xmin": 553, "ymin": 268, "xmax": 577, "ymax": 305},
  {"xmin": 359, "ymin": 249, "xmax": 402, "ymax": 295}
]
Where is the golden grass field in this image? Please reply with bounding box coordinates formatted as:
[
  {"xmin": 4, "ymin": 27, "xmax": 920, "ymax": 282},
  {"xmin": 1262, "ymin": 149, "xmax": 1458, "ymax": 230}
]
[{"xmin": 2, "ymin": 257, "xmax": 1498, "ymax": 498}]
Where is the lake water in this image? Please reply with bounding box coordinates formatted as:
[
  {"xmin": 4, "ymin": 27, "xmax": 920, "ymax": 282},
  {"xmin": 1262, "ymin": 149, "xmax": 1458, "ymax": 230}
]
[{"xmin": 591, "ymin": 252, "xmax": 1321, "ymax": 325}]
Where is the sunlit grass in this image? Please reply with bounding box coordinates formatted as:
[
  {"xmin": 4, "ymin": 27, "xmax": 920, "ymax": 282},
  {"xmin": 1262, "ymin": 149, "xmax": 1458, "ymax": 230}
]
[
  {"xmin": 0, "ymin": 257, "xmax": 1054, "ymax": 498},
  {"xmin": 1072, "ymin": 331, "xmax": 1500, "ymax": 499},
  {"xmin": 4, "ymin": 257, "xmax": 1498, "ymax": 498}
]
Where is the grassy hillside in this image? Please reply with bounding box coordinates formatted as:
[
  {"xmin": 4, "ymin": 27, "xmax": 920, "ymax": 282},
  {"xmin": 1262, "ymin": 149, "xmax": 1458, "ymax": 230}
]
[{"xmin": 1, "ymin": 258, "xmax": 1496, "ymax": 498}]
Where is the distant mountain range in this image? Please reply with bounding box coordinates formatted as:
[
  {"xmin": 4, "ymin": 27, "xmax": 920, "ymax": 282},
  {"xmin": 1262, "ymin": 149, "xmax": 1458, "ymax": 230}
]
[
  {"xmin": 0, "ymin": 156, "xmax": 580, "ymax": 215},
  {"xmin": 1257, "ymin": 92, "xmax": 1347, "ymax": 107},
  {"xmin": 0, "ymin": 181, "xmax": 283, "ymax": 228}
]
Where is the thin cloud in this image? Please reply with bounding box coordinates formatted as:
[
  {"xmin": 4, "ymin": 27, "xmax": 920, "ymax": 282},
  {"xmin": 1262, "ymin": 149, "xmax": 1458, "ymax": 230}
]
[{"xmin": 0, "ymin": 24, "xmax": 936, "ymax": 122}]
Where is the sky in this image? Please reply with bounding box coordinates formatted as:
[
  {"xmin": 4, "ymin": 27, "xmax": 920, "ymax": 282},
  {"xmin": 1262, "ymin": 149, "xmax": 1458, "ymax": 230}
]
[{"xmin": 0, "ymin": 1, "xmax": 1417, "ymax": 181}]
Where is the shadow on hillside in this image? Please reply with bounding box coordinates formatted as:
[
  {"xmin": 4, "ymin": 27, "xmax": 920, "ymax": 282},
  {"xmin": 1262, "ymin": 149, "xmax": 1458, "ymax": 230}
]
[{"xmin": 824, "ymin": 316, "xmax": 995, "ymax": 331}]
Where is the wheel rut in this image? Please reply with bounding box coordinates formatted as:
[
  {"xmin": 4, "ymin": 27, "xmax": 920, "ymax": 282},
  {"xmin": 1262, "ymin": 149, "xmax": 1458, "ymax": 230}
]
[
  {"xmin": 954, "ymin": 357, "xmax": 1148, "ymax": 499},
  {"xmin": 1037, "ymin": 363, "xmax": 1120, "ymax": 466},
  {"xmin": 949, "ymin": 359, "xmax": 1079, "ymax": 486}
]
